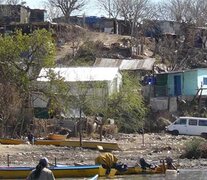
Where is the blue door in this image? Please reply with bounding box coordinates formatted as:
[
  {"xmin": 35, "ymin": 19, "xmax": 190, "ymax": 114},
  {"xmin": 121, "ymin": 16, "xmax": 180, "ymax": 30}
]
[{"xmin": 174, "ymin": 75, "xmax": 182, "ymax": 96}]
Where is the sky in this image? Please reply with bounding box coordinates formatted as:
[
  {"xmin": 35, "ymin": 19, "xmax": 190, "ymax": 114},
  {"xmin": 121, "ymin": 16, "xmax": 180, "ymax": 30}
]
[{"xmin": 25, "ymin": 0, "xmax": 106, "ymax": 17}]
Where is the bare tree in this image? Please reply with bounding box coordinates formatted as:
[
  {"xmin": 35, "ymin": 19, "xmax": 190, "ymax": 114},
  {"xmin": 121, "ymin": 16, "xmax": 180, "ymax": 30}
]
[
  {"xmin": 159, "ymin": 0, "xmax": 207, "ymax": 26},
  {"xmin": 97, "ymin": 0, "xmax": 121, "ymax": 34},
  {"xmin": 47, "ymin": 0, "xmax": 86, "ymax": 23},
  {"xmin": 6, "ymin": 0, "xmax": 20, "ymax": 5},
  {"xmin": 97, "ymin": 0, "xmax": 120, "ymax": 19},
  {"xmin": 118, "ymin": 0, "xmax": 154, "ymax": 36},
  {"xmin": 188, "ymin": 0, "xmax": 207, "ymax": 26},
  {"xmin": 43, "ymin": 1, "xmax": 62, "ymax": 22}
]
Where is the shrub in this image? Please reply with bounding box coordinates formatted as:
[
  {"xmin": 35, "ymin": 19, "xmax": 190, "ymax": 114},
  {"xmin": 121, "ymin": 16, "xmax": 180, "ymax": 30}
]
[{"xmin": 181, "ymin": 138, "xmax": 206, "ymax": 159}]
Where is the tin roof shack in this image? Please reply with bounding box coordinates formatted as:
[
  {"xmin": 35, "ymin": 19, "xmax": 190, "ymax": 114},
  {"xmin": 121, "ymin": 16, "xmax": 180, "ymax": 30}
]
[
  {"xmin": 33, "ymin": 67, "xmax": 122, "ymax": 118},
  {"xmin": 0, "ymin": 5, "xmax": 45, "ymax": 25},
  {"xmin": 151, "ymin": 68, "xmax": 207, "ymax": 112},
  {"xmin": 94, "ymin": 58, "xmax": 155, "ymax": 71},
  {"xmin": 144, "ymin": 20, "xmax": 183, "ymax": 38},
  {"xmin": 155, "ymin": 69, "xmax": 207, "ymax": 97},
  {"xmin": 94, "ymin": 57, "xmax": 155, "ymax": 92},
  {"xmin": 53, "ymin": 15, "xmax": 130, "ymax": 35},
  {"xmin": 0, "ymin": 4, "xmax": 30, "ymax": 25}
]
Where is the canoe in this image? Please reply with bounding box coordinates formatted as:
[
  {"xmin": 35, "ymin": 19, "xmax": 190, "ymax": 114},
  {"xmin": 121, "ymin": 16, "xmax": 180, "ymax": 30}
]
[
  {"xmin": 0, "ymin": 165, "xmax": 104, "ymax": 179},
  {"xmin": 34, "ymin": 139, "xmax": 63, "ymax": 146},
  {"xmin": 98, "ymin": 163, "xmax": 167, "ymax": 176},
  {"xmin": 0, "ymin": 163, "xmax": 170, "ymax": 179},
  {"xmin": 47, "ymin": 133, "xmax": 68, "ymax": 140},
  {"xmin": 0, "ymin": 138, "xmax": 26, "ymax": 145},
  {"xmin": 89, "ymin": 174, "xmax": 98, "ymax": 180},
  {"xmin": 34, "ymin": 139, "xmax": 120, "ymax": 151},
  {"xmin": 60, "ymin": 140, "xmax": 120, "ymax": 151},
  {"xmin": 116, "ymin": 164, "xmax": 166, "ymax": 175}
]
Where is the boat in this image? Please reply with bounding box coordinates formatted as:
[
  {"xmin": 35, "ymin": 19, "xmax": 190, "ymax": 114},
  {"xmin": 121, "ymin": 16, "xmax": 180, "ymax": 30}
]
[
  {"xmin": 60, "ymin": 140, "xmax": 120, "ymax": 151},
  {"xmin": 0, "ymin": 137, "xmax": 120, "ymax": 151},
  {"xmin": 47, "ymin": 133, "xmax": 68, "ymax": 140},
  {"xmin": 89, "ymin": 174, "xmax": 98, "ymax": 180},
  {"xmin": 34, "ymin": 139, "xmax": 120, "ymax": 150},
  {"xmin": 116, "ymin": 164, "xmax": 167, "ymax": 175},
  {"xmin": 0, "ymin": 165, "xmax": 104, "ymax": 179},
  {"xmin": 98, "ymin": 161, "xmax": 168, "ymax": 176},
  {"xmin": 0, "ymin": 163, "xmax": 170, "ymax": 179},
  {"xmin": 0, "ymin": 138, "xmax": 26, "ymax": 145},
  {"xmin": 34, "ymin": 139, "xmax": 63, "ymax": 146}
]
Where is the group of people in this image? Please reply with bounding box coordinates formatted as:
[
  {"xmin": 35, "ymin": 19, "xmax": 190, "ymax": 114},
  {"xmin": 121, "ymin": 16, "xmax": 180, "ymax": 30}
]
[{"xmin": 26, "ymin": 152, "xmax": 176, "ymax": 179}]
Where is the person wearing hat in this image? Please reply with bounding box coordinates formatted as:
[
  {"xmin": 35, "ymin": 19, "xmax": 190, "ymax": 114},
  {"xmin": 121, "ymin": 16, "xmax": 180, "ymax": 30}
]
[
  {"xmin": 26, "ymin": 157, "xmax": 55, "ymax": 180},
  {"xmin": 95, "ymin": 147, "xmax": 127, "ymax": 175}
]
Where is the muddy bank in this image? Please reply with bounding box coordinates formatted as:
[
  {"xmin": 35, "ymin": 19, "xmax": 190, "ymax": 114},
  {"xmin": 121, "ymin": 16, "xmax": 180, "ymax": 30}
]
[{"xmin": 0, "ymin": 133, "xmax": 206, "ymax": 169}]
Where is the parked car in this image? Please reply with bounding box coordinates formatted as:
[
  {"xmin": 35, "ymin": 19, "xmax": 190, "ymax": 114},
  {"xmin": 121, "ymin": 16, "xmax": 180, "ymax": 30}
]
[{"xmin": 166, "ymin": 116, "xmax": 207, "ymax": 137}]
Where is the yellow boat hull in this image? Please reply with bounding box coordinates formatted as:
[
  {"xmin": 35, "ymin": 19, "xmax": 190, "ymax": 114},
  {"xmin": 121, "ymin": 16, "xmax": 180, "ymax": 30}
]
[
  {"xmin": 34, "ymin": 139, "xmax": 63, "ymax": 146},
  {"xmin": 0, "ymin": 164, "xmax": 168, "ymax": 179},
  {"xmin": 60, "ymin": 140, "xmax": 120, "ymax": 150},
  {"xmin": 0, "ymin": 138, "xmax": 26, "ymax": 145},
  {"xmin": 34, "ymin": 139, "xmax": 120, "ymax": 150},
  {"xmin": 0, "ymin": 165, "xmax": 104, "ymax": 179}
]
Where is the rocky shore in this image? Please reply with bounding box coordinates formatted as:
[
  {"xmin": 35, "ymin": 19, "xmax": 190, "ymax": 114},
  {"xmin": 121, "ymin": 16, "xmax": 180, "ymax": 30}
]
[{"xmin": 0, "ymin": 133, "xmax": 206, "ymax": 169}]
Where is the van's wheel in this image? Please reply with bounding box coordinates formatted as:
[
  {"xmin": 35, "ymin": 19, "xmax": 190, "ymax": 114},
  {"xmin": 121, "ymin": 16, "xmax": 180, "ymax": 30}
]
[
  {"xmin": 201, "ymin": 133, "xmax": 207, "ymax": 139},
  {"xmin": 172, "ymin": 130, "xmax": 179, "ymax": 136}
]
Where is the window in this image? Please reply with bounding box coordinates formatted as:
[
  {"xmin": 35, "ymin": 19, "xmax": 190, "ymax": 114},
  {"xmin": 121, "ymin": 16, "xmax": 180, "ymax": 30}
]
[
  {"xmin": 174, "ymin": 119, "xmax": 187, "ymax": 125},
  {"xmin": 203, "ymin": 77, "xmax": 207, "ymax": 85},
  {"xmin": 189, "ymin": 119, "xmax": 197, "ymax": 126},
  {"xmin": 199, "ymin": 120, "xmax": 207, "ymax": 126},
  {"xmin": 180, "ymin": 119, "xmax": 187, "ymax": 125}
]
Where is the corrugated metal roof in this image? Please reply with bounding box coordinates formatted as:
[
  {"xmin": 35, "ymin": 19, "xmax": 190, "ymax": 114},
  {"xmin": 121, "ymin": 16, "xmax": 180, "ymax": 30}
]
[
  {"xmin": 94, "ymin": 58, "xmax": 155, "ymax": 70},
  {"xmin": 37, "ymin": 67, "xmax": 120, "ymax": 82}
]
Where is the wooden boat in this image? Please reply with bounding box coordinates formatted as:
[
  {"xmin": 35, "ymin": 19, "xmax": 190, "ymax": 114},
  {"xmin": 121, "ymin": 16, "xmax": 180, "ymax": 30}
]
[
  {"xmin": 47, "ymin": 133, "xmax": 68, "ymax": 140},
  {"xmin": 116, "ymin": 164, "xmax": 166, "ymax": 175},
  {"xmin": 60, "ymin": 140, "xmax": 120, "ymax": 151},
  {"xmin": 0, "ymin": 138, "xmax": 26, "ymax": 145},
  {"xmin": 34, "ymin": 139, "xmax": 63, "ymax": 146},
  {"xmin": 34, "ymin": 139, "xmax": 120, "ymax": 151},
  {"xmin": 98, "ymin": 162, "xmax": 167, "ymax": 176},
  {"xmin": 0, "ymin": 165, "xmax": 104, "ymax": 179}
]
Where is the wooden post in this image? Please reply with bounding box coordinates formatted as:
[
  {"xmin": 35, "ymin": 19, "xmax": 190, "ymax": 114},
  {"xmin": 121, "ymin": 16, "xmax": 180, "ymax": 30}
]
[
  {"xmin": 7, "ymin": 154, "xmax": 10, "ymax": 167},
  {"xmin": 79, "ymin": 108, "xmax": 82, "ymax": 147},
  {"xmin": 142, "ymin": 127, "xmax": 145, "ymax": 147}
]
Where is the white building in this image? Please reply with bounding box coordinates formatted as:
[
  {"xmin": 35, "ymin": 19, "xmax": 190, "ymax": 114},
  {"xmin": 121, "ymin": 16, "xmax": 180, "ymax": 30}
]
[{"xmin": 33, "ymin": 67, "xmax": 122, "ymax": 112}]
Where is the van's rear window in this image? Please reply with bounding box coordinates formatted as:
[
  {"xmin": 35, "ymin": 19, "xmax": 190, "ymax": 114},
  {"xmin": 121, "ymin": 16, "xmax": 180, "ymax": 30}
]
[{"xmin": 199, "ymin": 120, "xmax": 207, "ymax": 126}]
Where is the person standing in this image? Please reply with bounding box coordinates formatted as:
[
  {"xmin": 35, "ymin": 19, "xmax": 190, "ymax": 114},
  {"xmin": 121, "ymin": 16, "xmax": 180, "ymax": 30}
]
[{"xmin": 26, "ymin": 157, "xmax": 55, "ymax": 180}]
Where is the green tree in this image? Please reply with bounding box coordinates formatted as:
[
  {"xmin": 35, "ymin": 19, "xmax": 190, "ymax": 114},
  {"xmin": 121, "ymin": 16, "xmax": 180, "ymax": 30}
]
[
  {"xmin": 68, "ymin": 80, "xmax": 108, "ymax": 144},
  {"xmin": 107, "ymin": 73, "xmax": 147, "ymax": 133},
  {"xmin": 0, "ymin": 29, "xmax": 59, "ymax": 137}
]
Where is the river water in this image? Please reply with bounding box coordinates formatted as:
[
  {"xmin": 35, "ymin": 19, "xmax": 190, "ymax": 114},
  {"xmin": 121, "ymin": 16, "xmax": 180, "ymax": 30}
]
[{"xmin": 58, "ymin": 169, "xmax": 207, "ymax": 180}]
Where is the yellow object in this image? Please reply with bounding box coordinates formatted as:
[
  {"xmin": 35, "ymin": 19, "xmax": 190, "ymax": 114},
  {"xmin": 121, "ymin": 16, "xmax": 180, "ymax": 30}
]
[
  {"xmin": 95, "ymin": 153, "xmax": 118, "ymax": 169},
  {"xmin": 107, "ymin": 168, "xmax": 117, "ymax": 178},
  {"xmin": 0, "ymin": 163, "xmax": 169, "ymax": 179},
  {"xmin": 47, "ymin": 133, "xmax": 68, "ymax": 140},
  {"xmin": 0, "ymin": 165, "xmax": 104, "ymax": 179},
  {"xmin": 0, "ymin": 138, "xmax": 26, "ymax": 145}
]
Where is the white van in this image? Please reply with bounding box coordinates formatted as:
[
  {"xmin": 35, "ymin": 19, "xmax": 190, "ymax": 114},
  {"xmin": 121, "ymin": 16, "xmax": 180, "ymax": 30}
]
[{"xmin": 166, "ymin": 116, "xmax": 207, "ymax": 137}]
